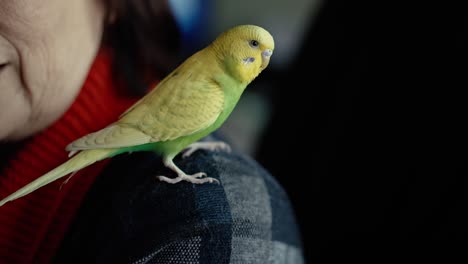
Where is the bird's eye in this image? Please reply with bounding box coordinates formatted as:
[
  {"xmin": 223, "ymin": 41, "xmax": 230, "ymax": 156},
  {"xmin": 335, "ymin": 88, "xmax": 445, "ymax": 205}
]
[{"xmin": 250, "ymin": 40, "xmax": 259, "ymax": 48}]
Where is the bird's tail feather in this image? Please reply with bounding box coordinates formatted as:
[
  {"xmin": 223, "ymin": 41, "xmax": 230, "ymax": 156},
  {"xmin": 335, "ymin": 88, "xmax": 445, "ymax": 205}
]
[{"xmin": 0, "ymin": 148, "xmax": 115, "ymax": 206}]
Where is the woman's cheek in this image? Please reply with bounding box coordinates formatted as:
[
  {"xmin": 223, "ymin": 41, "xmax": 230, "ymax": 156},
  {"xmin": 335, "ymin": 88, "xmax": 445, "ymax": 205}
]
[{"xmin": 0, "ymin": 64, "xmax": 31, "ymax": 141}]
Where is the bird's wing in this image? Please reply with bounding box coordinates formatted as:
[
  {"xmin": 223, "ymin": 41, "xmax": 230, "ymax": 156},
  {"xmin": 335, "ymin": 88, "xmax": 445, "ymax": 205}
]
[
  {"xmin": 66, "ymin": 124, "xmax": 152, "ymax": 150},
  {"xmin": 67, "ymin": 66, "xmax": 224, "ymax": 151},
  {"xmin": 128, "ymin": 70, "xmax": 225, "ymax": 142}
]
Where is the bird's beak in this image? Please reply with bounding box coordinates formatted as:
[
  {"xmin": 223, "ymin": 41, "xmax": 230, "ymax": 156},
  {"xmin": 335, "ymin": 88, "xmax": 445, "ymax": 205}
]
[{"xmin": 261, "ymin": 49, "xmax": 273, "ymax": 69}]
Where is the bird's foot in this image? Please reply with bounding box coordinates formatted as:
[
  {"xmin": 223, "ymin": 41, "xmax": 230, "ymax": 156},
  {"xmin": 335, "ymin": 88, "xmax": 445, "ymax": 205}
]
[
  {"xmin": 182, "ymin": 141, "xmax": 231, "ymax": 158},
  {"xmin": 156, "ymin": 172, "xmax": 219, "ymax": 184},
  {"xmin": 157, "ymin": 156, "xmax": 220, "ymax": 184}
]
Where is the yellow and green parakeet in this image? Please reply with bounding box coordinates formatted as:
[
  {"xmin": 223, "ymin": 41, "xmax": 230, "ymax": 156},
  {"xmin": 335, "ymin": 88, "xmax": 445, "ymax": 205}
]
[{"xmin": 0, "ymin": 24, "xmax": 274, "ymax": 206}]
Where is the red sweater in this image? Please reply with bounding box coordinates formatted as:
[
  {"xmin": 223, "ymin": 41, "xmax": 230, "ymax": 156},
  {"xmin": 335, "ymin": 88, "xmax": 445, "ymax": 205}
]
[{"xmin": 0, "ymin": 50, "xmax": 138, "ymax": 263}]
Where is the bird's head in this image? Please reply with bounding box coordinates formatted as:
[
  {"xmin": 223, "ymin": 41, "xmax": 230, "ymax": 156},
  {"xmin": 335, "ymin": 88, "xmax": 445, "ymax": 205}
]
[{"xmin": 212, "ymin": 25, "xmax": 274, "ymax": 84}]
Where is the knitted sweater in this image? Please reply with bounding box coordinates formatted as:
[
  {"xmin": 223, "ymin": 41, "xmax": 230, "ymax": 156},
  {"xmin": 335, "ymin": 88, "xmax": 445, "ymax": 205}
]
[{"xmin": 0, "ymin": 50, "xmax": 137, "ymax": 263}]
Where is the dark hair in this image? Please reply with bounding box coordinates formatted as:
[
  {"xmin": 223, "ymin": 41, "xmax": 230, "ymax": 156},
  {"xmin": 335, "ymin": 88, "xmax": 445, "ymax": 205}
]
[{"xmin": 104, "ymin": 0, "xmax": 181, "ymax": 96}]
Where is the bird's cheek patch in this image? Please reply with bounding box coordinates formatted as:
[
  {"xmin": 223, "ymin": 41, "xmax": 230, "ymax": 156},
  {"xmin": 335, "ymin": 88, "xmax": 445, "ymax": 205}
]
[{"xmin": 242, "ymin": 57, "xmax": 255, "ymax": 64}]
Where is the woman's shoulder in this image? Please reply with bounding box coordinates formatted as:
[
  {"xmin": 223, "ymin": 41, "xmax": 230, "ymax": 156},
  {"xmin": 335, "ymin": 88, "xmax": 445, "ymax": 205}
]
[{"xmin": 55, "ymin": 142, "xmax": 304, "ymax": 263}]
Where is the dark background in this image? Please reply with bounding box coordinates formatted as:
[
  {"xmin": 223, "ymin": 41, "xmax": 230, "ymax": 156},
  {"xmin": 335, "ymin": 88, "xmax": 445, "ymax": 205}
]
[
  {"xmin": 172, "ymin": 0, "xmax": 468, "ymax": 262},
  {"xmin": 254, "ymin": 1, "xmax": 468, "ymax": 263}
]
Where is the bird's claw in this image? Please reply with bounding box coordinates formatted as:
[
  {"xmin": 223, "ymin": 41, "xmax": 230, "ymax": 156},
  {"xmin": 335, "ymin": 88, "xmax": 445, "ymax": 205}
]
[
  {"xmin": 156, "ymin": 172, "xmax": 219, "ymax": 184},
  {"xmin": 215, "ymin": 142, "xmax": 232, "ymax": 152},
  {"xmin": 182, "ymin": 149, "xmax": 196, "ymax": 158},
  {"xmin": 182, "ymin": 141, "xmax": 232, "ymax": 158},
  {"xmin": 192, "ymin": 172, "xmax": 207, "ymax": 178}
]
